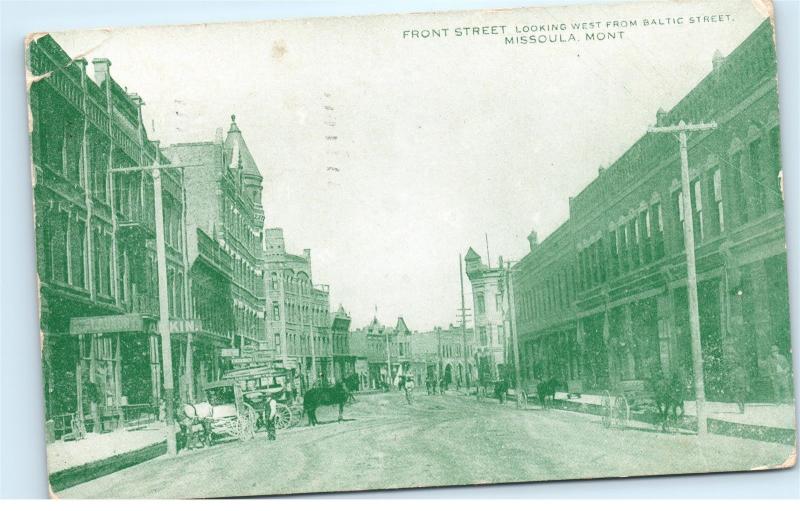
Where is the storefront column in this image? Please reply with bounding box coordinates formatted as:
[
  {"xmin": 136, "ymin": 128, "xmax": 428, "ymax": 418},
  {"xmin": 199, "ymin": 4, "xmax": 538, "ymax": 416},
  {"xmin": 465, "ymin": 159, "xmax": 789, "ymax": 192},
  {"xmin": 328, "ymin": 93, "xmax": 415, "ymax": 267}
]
[
  {"xmin": 750, "ymin": 261, "xmax": 772, "ymax": 376},
  {"xmin": 186, "ymin": 333, "xmax": 194, "ymax": 402},
  {"xmin": 76, "ymin": 335, "xmax": 85, "ymax": 424},
  {"xmin": 114, "ymin": 335, "xmax": 123, "ymax": 428},
  {"xmin": 149, "ymin": 335, "xmax": 161, "ymax": 407},
  {"xmin": 88, "ymin": 334, "xmax": 100, "ymax": 431},
  {"xmin": 603, "ymin": 310, "xmax": 615, "ymax": 386}
]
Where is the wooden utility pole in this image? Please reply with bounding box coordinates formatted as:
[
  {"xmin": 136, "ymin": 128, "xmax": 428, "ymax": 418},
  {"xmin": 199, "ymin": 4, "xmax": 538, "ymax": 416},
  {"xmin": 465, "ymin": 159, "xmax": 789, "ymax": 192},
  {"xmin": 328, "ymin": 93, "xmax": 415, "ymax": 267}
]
[
  {"xmin": 110, "ymin": 161, "xmax": 201, "ymax": 456},
  {"xmin": 152, "ymin": 162, "xmax": 177, "ymax": 455},
  {"xmin": 506, "ymin": 261, "xmax": 523, "ymax": 408},
  {"xmin": 459, "ymin": 254, "xmax": 470, "ymax": 389},
  {"xmin": 647, "ymin": 120, "xmax": 716, "ymax": 436}
]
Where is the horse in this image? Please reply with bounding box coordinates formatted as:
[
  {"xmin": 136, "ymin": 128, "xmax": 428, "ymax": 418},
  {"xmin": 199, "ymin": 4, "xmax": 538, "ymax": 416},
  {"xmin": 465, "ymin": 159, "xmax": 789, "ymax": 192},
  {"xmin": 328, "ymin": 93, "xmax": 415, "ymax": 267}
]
[
  {"xmin": 302, "ymin": 382, "xmax": 350, "ymax": 426},
  {"xmin": 494, "ymin": 379, "xmax": 510, "ymax": 403},
  {"xmin": 537, "ymin": 377, "xmax": 559, "ymax": 409},
  {"xmin": 343, "ymin": 373, "xmax": 359, "ymax": 404},
  {"xmin": 649, "ymin": 373, "xmax": 685, "ymax": 432}
]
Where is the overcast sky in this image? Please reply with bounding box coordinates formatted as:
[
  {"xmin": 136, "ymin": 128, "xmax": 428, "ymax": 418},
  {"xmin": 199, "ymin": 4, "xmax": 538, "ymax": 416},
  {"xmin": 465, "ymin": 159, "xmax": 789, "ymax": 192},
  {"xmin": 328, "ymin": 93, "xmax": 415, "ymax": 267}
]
[{"xmin": 51, "ymin": 0, "xmax": 766, "ymax": 331}]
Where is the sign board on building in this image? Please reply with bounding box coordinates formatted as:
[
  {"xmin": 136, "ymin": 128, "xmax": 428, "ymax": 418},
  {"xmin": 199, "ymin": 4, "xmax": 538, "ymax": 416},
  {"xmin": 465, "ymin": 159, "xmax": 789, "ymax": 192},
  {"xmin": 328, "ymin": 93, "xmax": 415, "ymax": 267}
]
[
  {"xmin": 165, "ymin": 319, "xmax": 202, "ymax": 334},
  {"xmin": 232, "ymin": 357, "xmax": 253, "ymax": 365},
  {"xmin": 70, "ymin": 314, "xmax": 148, "ymax": 335},
  {"xmin": 220, "ymin": 348, "xmax": 239, "ymax": 357}
]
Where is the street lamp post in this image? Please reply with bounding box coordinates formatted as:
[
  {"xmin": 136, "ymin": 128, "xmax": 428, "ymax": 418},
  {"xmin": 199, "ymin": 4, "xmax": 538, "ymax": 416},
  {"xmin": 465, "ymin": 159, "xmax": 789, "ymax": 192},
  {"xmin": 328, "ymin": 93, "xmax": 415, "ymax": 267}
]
[{"xmin": 647, "ymin": 120, "xmax": 716, "ymax": 436}]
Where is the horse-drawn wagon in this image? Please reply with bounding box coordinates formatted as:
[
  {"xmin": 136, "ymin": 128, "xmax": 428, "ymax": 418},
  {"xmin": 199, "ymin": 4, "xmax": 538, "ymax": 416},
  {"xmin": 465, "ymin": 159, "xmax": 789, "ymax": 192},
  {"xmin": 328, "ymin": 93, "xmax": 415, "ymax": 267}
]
[
  {"xmin": 601, "ymin": 375, "xmax": 686, "ymax": 431},
  {"xmin": 224, "ymin": 366, "xmax": 303, "ymax": 431},
  {"xmin": 196, "ymin": 379, "xmax": 258, "ymax": 443}
]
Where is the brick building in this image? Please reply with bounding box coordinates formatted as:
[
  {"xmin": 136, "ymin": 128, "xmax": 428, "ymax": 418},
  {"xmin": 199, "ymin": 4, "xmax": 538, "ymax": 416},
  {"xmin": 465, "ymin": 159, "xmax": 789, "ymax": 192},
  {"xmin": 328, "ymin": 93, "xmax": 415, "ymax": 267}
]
[
  {"xmin": 350, "ymin": 317, "xmax": 412, "ymax": 389},
  {"xmin": 513, "ymin": 20, "xmax": 789, "ymax": 402},
  {"xmin": 29, "ymin": 36, "xmax": 194, "ymax": 435},
  {"xmin": 262, "ymin": 227, "xmax": 333, "ymax": 389},
  {"xmin": 164, "ymin": 115, "xmax": 266, "ymax": 387},
  {"xmin": 465, "ymin": 248, "xmax": 508, "ymax": 381}
]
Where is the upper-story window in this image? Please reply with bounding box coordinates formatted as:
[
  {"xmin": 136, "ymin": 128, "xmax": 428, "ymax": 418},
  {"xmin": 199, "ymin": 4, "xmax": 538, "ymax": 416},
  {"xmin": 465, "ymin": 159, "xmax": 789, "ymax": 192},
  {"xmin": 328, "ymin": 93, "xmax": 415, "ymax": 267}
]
[
  {"xmin": 747, "ymin": 138, "xmax": 766, "ymax": 218},
  {"xmin": 769, "ymin": 127, "xmax": 783, "ymax": 204},
  {"xmin": 692, "ymin": 180, "xmax": 704, "ymax": 241},
  {"xmin": 476, "ymin": 293, "xmax": 485, "ymax": 314}
]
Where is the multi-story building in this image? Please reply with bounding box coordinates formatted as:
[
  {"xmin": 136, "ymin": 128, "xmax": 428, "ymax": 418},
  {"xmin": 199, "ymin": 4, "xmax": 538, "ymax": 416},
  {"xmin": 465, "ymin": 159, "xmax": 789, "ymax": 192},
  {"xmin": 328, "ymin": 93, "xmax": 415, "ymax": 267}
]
[
  {"xmin": 29, "ymin": 36, "xmax": 194, "ymax": 435},
  {"xmin": 435, "ymin": 325, "xmax": 477, "ymax": 387},
  {"xmin": 513, "ymin": 20, "xmax": 789, "ymax": 402},
  {"xmin": 164, "ymin": 115, "xmax": 266, "ymax": 384},
  {"xmin": 263, "ymin": 228, "xmax": 333, "ymax": 389},
  {"xmin": 331, "ymin": 305, "xmax": 354, "ymax": 381},
  {"xmin": 465, "ymin": 248, "xmax": 508, "ymax": 381},
  {"xmin": 350, "ymin": 317, "xmax": 412, "ymax": 388}
]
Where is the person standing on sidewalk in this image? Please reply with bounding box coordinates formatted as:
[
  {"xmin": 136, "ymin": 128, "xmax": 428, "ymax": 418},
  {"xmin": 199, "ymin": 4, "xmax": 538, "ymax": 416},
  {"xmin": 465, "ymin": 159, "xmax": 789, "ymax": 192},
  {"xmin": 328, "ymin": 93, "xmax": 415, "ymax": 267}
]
[
  {"xmin": 768, "ymin": 345, "xmax": 791, "ymax": 403},
  {"xmin": 265, "ymin": 393, "xmax": 278, "ymax": 441},
  {"xmin": 730, "ymin": 362, "xmax": 749, "ymax": 414}
]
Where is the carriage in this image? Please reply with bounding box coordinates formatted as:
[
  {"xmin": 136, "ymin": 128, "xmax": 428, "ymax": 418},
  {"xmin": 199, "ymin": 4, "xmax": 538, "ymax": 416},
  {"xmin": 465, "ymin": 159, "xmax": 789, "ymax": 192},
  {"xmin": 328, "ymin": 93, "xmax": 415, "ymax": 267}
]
[
  {"xmin": 224, "ymin": 366, "xmax": 303, "ymax": 431},
  {"xmin": 600, "ymin": 376, "xmax": 686, "ymax": 431},
  {"xmin": 199, "ymin": 379, "xmax": 258, "ymax": 443}
]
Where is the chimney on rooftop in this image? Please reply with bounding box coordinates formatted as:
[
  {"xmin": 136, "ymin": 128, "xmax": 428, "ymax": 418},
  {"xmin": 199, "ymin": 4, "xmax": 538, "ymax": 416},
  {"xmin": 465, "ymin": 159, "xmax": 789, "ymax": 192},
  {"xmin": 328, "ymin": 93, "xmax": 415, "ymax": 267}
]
[
  {"xmin": 215, "ymin": 128, "xmax": 223, "ymax": 144},
  {"xmin": 527, "ymin": 230, "xmax": 539, "ymax": 251},
  {"xmin": 656, "ymin": 107, "xmax": 667, "ymax": 127},
  {"xmin": 92, "ymin": 58, "xmax": 111, "ymax": 86},
  {"xmin": 712, "ymin": 49, "xmax": 725, "ymax": 71},
  {"xmin": 303, "ymin": 249, "xmax": 311, "ymax": 261}
]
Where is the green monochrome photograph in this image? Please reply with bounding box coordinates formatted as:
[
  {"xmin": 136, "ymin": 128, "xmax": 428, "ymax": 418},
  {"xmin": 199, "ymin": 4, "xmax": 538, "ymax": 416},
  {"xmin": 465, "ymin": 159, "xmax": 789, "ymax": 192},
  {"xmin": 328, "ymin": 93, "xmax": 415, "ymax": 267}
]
[{"xmin": 23, "ymin": 0, "xmax": 796, "ymax": 499}]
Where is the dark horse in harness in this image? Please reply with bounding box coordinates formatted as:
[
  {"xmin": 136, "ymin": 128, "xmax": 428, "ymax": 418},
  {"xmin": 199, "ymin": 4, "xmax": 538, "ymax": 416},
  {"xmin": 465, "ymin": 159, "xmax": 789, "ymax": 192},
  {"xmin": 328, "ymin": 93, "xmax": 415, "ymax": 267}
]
[
  {"xmin": 649, "ymin": 372, "xmax": 686, "ymax": 432},
  {"xmin": 537, "ymin": 377, "xmax": 560, "ymax": 409},
  {"xmin": 303, "ymin": 382, "xmax": 350, "ymax": 426}
]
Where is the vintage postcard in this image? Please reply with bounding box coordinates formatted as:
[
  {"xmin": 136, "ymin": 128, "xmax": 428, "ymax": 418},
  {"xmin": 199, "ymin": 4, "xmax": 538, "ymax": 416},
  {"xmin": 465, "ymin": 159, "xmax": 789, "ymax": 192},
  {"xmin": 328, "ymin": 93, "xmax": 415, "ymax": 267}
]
[{"xmin": 25, "ymin": 0, "xmax": 795, "ymax": 499}]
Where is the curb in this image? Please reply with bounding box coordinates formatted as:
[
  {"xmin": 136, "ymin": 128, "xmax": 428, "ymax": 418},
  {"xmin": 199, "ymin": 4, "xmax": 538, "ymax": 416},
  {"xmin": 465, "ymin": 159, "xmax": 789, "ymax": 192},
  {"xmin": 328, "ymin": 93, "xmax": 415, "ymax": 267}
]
[
  {"xmin": 552, "ymin": 398, "xmax": 796, "ymax": 446},
  {"xmin": 49, "ymin": 441, "xmax": 167, "ymax": 492}
]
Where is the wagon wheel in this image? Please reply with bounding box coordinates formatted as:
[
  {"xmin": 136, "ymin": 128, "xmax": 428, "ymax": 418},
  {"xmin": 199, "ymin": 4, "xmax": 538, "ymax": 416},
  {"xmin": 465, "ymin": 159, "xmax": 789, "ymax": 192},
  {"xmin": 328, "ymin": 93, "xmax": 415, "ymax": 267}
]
[
  {"xmin": 612, "ymin": 394, "xmax": 630, "ymax": 429},
  {"xmin": 274, "ymin": 403, "xmax": 293, "ymax": 430},
  {"xmin": 601, "ymin": 391, "xmax": 613, "ymax": 428},
  {"xmin": 238, "ymin": 404, "xmax": 256, "ymax": 441},
  {"xmin": 291, "ymin": 405, "xmax": 304, "ymax": 427}
]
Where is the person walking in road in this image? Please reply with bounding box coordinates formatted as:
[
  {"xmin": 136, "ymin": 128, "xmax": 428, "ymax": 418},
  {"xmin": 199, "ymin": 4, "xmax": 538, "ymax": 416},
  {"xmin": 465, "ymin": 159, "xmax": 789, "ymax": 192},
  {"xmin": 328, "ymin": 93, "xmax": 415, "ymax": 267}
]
[
  {"xmin": 425, "ymin": 378, "xmax": 432, "ymax": 395},
  {"xmin": 404, "ymin": 376, "xmax": 415, "ymax": 405},
  {"xmin": 265, "ymin": 393, "xmax": 278, "ymax": 441},
  {"xmin": 768, "ymin": 345, "xmax": 791, "ymax": 403}
]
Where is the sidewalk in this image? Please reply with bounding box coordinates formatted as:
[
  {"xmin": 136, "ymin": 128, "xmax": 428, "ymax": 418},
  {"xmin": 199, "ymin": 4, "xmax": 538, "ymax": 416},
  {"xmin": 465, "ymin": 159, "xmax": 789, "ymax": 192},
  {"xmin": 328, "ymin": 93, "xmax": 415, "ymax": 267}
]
[
  {"xmin": 551, "ymin": 391, "xmax": 797, "ymax": 444},
  {"xmin": 553, "ymin": 391, "xmax": 797, "ymax": 430},
  {"xmin": 47, "ymin": 423, "xmax": 167, "ymax": 491}
]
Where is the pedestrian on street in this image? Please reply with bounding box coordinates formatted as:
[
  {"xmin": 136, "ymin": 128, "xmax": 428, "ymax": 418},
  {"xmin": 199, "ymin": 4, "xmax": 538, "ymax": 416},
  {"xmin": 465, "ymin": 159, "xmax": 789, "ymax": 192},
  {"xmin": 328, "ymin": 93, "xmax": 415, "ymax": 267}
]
[
  {"xmin": 404, "ymin": 377, "xmax": 415, "ymax": 405},
  {"xmin": 768, "ymin": 345, "xmax": 791, "ymax": 403},
  {"xmin": 265, "ymin": 393, "xmax": 278, "ymax": 441},
  {"xmin": 425, "ymin": 378, "xmax": 432, "ymax": 395}
]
